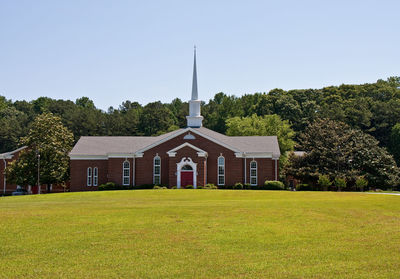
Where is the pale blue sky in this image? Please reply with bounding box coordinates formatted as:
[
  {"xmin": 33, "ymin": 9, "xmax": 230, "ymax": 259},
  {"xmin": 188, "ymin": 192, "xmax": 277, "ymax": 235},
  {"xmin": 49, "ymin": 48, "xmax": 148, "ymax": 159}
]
[{"xmin": 0, "ymin": 0, "xmax": 399, "ymax": 110}]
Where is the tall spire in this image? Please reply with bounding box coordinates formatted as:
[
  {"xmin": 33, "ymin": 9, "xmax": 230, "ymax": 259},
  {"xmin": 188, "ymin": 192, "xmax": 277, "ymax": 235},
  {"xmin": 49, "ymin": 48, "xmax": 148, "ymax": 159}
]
[
  {"xmin": 186, "ymin": 46, "xmax": 203, "ymax": 128},
  {"xmin": 191, "ymin": 46, "xmax": 198, "ymax": 100}
]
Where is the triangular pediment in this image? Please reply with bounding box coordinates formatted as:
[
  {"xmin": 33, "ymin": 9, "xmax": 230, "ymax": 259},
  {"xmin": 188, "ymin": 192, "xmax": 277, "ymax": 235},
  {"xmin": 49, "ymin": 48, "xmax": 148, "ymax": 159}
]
[{"xmin": 167, "ymin": 142, "xmax": 207, "ymax": 158}]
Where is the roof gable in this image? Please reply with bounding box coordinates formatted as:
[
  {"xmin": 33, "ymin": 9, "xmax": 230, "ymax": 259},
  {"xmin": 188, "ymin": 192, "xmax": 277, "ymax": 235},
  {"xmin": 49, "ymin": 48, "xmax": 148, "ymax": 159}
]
[{"xmin": 69, "ymin": 127, "xmax": 281, "ymax": 159}]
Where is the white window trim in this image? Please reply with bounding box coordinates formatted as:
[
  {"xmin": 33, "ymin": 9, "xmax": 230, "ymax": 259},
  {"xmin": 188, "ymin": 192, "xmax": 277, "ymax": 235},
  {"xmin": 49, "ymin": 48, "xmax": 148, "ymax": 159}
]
[
  {"xmin": 153, "ymin": 155, "xmax": 161, "ymax": 185},
  {"xmin": 250, "ymin": 160, "xmax": 257, "ymax": 186},
  {"xmin": 93, "ymin": 167, "xmax": 98, "ymax": 186},
  {"xmin": 217, "ymin": 155, "xmax": 225, "ymax": 186},
  {"xmin": 122, "ymin": 160, "xmax": 130, "ymax": 186},
  {"xmin": 87, "ymin": 167, "xmax": 92, "ymax": 186}
]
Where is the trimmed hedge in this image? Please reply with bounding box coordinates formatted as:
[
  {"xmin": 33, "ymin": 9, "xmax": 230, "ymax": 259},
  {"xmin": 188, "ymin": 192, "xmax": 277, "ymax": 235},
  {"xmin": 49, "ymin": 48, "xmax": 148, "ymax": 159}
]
[
  {"xmin": 98, "ymin": 182, "xmax": 156, "ymax": 191},
  {"xmin": 203, "ymin": 184, "xmax": 218, "ymax": 189},
  {"xmin": 263, "ymin": 180, "xmax": 285, "ymax": 190},
  {"xmin": 132, "ymin": 184, "xmax": 155, "ymax": 190},
  {"xmin": 243, "ymin": 183, "xmax": 252, "ymax": 190},
  {"xmin": 153, "ymin": 185, "xmax": 167, "ymax": 189},
  {"xmin": 98, "ymin": 182, "xmax": 132, "ymax": 191},
  {"xmin": 233, "ymin": 183, "xmax": 243, "ymax": 190}
]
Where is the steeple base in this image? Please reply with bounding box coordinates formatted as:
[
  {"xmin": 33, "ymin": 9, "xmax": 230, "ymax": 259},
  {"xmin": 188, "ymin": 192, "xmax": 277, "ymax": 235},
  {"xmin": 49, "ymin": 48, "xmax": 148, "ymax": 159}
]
[{"xmin": 186, "ymin": 115, "xmax": 204, "ymax": 128}]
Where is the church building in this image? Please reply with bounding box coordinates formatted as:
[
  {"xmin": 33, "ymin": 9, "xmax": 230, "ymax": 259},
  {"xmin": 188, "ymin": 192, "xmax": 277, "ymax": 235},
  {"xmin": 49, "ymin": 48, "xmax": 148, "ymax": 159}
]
[{"xmin": 69, "ymin": 50, "xmax": 280, "ymax": 190}]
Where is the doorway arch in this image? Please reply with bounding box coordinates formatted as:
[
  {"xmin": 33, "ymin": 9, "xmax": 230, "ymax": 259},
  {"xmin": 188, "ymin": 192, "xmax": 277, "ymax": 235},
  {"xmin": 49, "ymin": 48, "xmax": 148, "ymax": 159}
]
[{"xmin": 177, "ymin": 157, "xmax": 197, "ymax": 188}]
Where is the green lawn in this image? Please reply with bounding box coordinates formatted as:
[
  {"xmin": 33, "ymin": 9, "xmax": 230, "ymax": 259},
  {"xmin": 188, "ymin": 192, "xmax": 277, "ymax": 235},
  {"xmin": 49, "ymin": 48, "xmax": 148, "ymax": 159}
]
[{"xmin": 1, "ymin": 190, "xmax": 399, "ymax": 279}]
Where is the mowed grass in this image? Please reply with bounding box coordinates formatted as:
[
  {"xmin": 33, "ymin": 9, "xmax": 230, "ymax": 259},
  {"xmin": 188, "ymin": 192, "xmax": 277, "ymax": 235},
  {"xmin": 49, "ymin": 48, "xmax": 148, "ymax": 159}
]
[{"xmin": 1, "ymin": 190, "xmax": 399, "ymax": 279}]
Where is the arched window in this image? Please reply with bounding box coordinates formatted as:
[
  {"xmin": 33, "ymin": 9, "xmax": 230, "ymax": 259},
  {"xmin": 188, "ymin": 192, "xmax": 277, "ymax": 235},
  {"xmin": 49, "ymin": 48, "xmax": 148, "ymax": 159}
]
[
  {"xmin": 250, "ymin": 160, "xmax": 257, "ymax": 186},
  {"xmin": 182, "ymin": 165, "xmax": 193, "ymax": 171},
  {"xmin": 123, "ymin": 160, "xmax": 130, "ymax": 186},
  {"xmin": 218, "ymin": 156, "xmax": 225, "ymax": 185},
  {"xmin": 87, "ymin": 167, "xmax": 92, "ymax": 186},
  {"xmin": 93, "ymin": 167, "xmax": 98, "ymax": 186},
  {"xmin": 153, "ymin": 156, "xmax": 161, "ymax": 185}
]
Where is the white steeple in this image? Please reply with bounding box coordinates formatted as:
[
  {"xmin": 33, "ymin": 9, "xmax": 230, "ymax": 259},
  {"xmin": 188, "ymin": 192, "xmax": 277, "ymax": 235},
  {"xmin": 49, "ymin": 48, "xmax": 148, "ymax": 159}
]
[{"xmin": 186, "ymin": 46, "xmax": 203, "ymax": 128}]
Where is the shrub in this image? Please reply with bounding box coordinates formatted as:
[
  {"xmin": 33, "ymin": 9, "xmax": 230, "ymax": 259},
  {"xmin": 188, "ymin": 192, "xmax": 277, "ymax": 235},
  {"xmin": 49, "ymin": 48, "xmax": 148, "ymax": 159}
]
[
  {"xmin": 296, "ymin": 184, "xmax": 313, "ymax": 191},
  {"xmin": 197, "ymin": 185, "xmax": 203, "ymax": 189},
  {"xmin": 263, "ymin": 181, "xmax": 285, "ymax": 190},
  {"xmin": 233, "ymin": 183, "xmax": 243, "ymax": 190},
  {"xmin": 98, "ymin": 182, "xmax": 133, "ymax": 191},
  {"xmin": 318, "ymin": 175, "xmax": 332, "ymax": 191},
  {"xmin": 334, "ymin": 177, "xmax": 347, "ymax": 191},
  {"xmin": 153, "ymin": 185, "xmax": 167, "ymax": 189},
  {"xmin": 243, "ymin": 183, "xmax": 252, "ymax": 189},
  {"xmin": 98, "ymin": 182, "xmax": 117, "ymax": 191},
  {"xmin": 185, "ymin": 185, "xmax": 194, "ymax": 189},
  {"xmin": 203, "ymin": 183, "xmax": 218, "ymax": 189},
  {"xmin": 132, "ymin": 184, "xmax": 154, "ymax": 190},
  {"xmin": 171, "ymin": 186, "xmax": 177, "ymax": 189},
  {"xmin": 355, "ymin": 177, "xmax": 368, "ymax": 191}
]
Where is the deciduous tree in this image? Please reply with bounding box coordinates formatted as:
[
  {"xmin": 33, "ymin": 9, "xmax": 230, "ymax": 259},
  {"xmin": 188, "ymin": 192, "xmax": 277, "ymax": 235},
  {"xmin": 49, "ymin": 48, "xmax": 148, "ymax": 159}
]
[
  {"xmin": 6, "ymin": 113, "xmax": 74, "ymax": 190},
  {"xmin": 226, "ymin": 114, "xmax": 295, "ymax": 160}
]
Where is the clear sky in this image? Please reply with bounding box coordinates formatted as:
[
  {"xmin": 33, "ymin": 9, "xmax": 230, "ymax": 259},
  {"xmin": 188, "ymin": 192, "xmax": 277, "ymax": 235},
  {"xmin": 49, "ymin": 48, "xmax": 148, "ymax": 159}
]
[{"xmin": 0, "ymin": 0, "xmax": 399, "ymax": 110}]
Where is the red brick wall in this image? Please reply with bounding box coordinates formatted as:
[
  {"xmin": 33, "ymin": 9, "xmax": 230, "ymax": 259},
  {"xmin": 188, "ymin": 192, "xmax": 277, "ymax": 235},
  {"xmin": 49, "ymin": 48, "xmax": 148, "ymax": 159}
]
[
  {"xmin": 245, "ymin": 158, "xmax": 279, "ymax": 186},
  {"xmin": 69, "ymin": 131, "xmax": 279, "ymax": 190},
  {"xmin": 135, "ymin": 131, "xmax": 244, "ymax": 186},
  {"xmin": 70, "ymin": 159, "xmax": 108, "ymax": 191}
]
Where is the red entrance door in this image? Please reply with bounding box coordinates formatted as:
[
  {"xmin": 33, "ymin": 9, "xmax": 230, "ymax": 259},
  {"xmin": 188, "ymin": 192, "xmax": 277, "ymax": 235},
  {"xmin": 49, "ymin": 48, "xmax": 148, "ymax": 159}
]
[{"xmin": 181, "ymin": 171, "xmax": 193, "ymax": 187}]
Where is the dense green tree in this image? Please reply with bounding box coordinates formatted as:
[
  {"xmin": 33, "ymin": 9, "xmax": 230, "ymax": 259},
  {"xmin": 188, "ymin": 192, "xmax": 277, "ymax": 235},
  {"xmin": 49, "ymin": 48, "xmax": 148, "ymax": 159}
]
[
  {"xmin": 32, "ymin": 97, "xmax": 53, "ymax": 114},
  {"xmin": 139, "ymin": 102, "xmax": 175, "ymax": 136},
  {"xmin": 286, "ymin": 119, "xmax": 399, "ymax": 188},
  {"xmin": 6, "ymin": 113, "xmax": 74, "ymax": 189},
  {"xmin": 76, "ymin": 97, "xmax": 95, "ymax": 109},
  {"xmin": 203, "ymin": 93, "xmax": 243, "ymax": 133},
  {"xmin": 226, "ymin": 114, "xmax": 295, "ymax": 161},
  {"xmin": 389, "ymin": 123, "xmax": 400, "ymax": 164},
  {"xmin": 348, "ymin": 129, "xmax": 399, "ymax": 187},
  {"xmin": 0, "ymin": 107, "xmax": 29, "ymax": 152},
  {"xmin": 0, "ymin": 96, "xmax": 11, "ymax": 111},
  {"xmin": 167, "ymin": 98, "xmax": 188, "ymax": 128}
]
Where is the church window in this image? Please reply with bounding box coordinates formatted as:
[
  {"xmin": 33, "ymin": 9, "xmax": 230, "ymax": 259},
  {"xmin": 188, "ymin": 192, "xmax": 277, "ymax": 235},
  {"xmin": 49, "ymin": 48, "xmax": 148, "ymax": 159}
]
[
  {"xmin": 218, "ymin": 156, "xmax": 225, "ymax": 185},
  {"xmin": 87, "ymin": 167, "xmax": 92, "ymax": 186},
  {"xmin": 123, "ymin": 160, "xmax": 130, "ymax": 185},
  {"xmin": 182, "ymin": 165, "xmax": 193, "ymax": 171},
  {"xmin": 93, "ymin": 167, "xmax": 98, "ymax": 186},
  {"xmin": 250, "ymin": 160, "xmax": 257, "ymax": 186},
  {"xmin": 153, "ymin": 156, "xmax": 161, "ymax": 185}
]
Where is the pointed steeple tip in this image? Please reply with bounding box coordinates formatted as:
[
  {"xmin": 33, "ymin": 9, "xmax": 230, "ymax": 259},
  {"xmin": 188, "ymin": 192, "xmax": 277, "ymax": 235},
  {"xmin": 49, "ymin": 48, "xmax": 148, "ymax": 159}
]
[
  {"xmin": 187, "ymin": 45, "xmax": 203, "ymax": 128},
  {"xmin": 191, "ymin": 46, "xmax": 198, "ymax": 101}
]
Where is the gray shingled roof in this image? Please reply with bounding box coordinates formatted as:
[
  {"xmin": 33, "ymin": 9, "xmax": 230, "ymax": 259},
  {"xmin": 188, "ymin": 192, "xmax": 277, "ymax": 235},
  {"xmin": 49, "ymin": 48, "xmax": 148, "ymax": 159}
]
[
  {"xmin": 0, "ymin": 146, "xmax": 27, "ymax": 159},
  {"xmin": 69, "ymin": 127, "xmax": 280, "ymax": 156},
  {"xmin": 195, "ymin": 127, "xmax": 280, "ymax": 155}
]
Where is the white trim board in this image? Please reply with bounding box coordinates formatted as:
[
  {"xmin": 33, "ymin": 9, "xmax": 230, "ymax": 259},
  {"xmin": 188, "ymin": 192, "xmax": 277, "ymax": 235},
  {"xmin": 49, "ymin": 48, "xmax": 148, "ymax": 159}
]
[
  {"xmin": 167, "ymin": 142, "xmax": 207, "ymax": 157},
  {"xmin": 69, "ymin": 155, "xmax": 108, "ymax": 160}
]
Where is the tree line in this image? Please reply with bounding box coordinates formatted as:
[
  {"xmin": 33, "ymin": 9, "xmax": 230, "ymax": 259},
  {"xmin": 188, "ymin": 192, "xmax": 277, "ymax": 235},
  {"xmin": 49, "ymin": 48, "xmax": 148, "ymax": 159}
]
[{"xmin": 1, "ymin": 77, "xmax": 400, "ymax": 188}]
